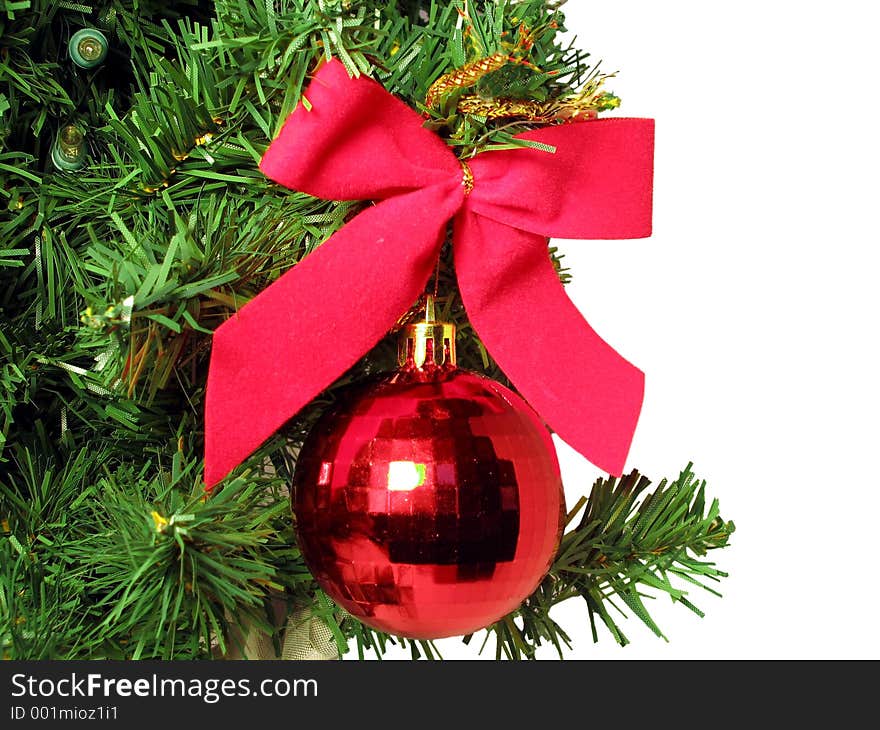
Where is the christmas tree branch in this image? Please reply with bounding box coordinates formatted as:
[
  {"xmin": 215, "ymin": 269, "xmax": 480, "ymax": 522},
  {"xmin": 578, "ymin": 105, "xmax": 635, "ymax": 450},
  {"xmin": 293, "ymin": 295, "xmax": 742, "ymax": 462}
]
[
  {"xmin": 1, "ymin": 438, "xmax": 311, "ymax": 659},
  {"xmin": 483, "ymin": 465, "xmax": 735, "ymax": 659}
]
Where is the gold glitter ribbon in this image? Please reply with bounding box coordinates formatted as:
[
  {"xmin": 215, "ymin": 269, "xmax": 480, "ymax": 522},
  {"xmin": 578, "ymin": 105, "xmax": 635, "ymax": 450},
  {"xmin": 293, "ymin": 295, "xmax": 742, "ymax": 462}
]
[
  {"xmin": 425, "ymin": 53, "xmax": 510, "ymax": 109},
  {"xmin": 460, "ymin": 160, "xmax": 475, "ymax": 195}
]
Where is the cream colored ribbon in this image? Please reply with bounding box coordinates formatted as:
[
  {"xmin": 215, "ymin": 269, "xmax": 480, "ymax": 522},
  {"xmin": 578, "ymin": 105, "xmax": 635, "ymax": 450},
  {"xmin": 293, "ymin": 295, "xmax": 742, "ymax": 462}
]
[{"xmin": 223, "ymin": 603, "xmax": 340, "ymax": 661}]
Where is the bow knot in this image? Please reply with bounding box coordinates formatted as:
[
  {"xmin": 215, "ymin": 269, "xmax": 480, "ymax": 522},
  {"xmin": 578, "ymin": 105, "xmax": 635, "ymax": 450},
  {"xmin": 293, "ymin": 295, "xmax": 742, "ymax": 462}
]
[{"xmin": 204, "ymin": 59, "xmax": 654, "ymax": 488}]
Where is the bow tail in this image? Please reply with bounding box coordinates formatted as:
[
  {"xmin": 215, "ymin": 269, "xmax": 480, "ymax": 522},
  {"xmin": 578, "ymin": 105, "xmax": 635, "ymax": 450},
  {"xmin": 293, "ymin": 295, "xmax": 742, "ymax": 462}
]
[
  {"xmin": 205, "ymin": 186, "xmax": 459, "ymax": 488},
  {"xmin": 454, "ymin": 213, "xmax": 644, "ymax": 476}
]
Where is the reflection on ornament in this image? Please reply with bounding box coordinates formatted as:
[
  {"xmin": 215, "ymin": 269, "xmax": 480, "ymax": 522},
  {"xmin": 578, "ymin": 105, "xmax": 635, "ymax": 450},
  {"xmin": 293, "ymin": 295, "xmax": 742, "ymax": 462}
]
[
  {"xmin": 387, "ymin": 461, "xmax": 427, "ymax": 492},
  {"xmin": 293, "ymin": 297, "xmax": 564, "ymax": 639}
]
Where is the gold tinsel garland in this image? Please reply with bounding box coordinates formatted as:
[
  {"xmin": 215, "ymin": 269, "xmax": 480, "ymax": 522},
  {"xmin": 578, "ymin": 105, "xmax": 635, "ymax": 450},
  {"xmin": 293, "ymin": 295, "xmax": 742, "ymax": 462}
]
[{"xmin": 424, "ymin": 21, "xmax": 619, "ymax": 125}]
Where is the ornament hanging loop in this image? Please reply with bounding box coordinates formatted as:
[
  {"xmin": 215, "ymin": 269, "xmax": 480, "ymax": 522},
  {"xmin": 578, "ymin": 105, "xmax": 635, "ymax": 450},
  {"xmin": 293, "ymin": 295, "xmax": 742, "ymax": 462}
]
[{"xmin": 397, "ymin": 295, "xmax": 456, "ymax": 370}]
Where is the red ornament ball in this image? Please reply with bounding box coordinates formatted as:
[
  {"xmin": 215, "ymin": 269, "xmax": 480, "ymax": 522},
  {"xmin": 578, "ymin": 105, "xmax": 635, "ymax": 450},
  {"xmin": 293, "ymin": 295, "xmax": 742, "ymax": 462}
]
[{"xmin": 293, "ymin": 364, "xmax": 565, "ymax": 639}]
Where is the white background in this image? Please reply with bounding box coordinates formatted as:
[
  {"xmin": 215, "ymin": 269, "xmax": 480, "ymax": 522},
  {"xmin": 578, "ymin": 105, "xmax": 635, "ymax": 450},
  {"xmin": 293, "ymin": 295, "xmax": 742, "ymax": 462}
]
[{"xmin": 380, "ymin": 0, "xmax": 880, "ymax": 659}]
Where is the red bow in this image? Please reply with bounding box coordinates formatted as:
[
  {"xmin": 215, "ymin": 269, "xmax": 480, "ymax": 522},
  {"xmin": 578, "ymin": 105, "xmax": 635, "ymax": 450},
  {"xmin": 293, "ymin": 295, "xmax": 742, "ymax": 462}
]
[{"xmin": 204, "ymin": 59, "xmax": 654, "ymax": 488}]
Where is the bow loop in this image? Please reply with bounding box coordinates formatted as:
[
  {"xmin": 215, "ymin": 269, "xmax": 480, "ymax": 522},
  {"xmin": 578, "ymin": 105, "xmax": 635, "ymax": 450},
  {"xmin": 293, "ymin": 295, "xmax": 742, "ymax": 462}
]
[
  {"xmin": 467, "ymin": 121, "xmax": 655, "ymax": 239},
  {"xmin": 259, "ymin": 60, "xmax": 462, "ymax": 200}
]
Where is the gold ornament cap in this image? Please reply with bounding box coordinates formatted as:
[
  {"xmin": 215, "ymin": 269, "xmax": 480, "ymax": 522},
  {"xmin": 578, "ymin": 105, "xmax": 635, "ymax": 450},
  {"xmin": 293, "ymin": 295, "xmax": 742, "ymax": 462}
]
[{"xmin": 398, "ymin": 296, "xmax": 456, "ymax": 370}]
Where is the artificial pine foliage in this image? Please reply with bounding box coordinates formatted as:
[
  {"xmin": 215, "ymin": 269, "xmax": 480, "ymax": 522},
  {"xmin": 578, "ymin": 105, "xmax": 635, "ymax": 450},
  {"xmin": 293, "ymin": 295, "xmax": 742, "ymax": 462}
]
[{"xmin": 0, "ymin": 0, "xmax": 734, "ymax": 659}]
